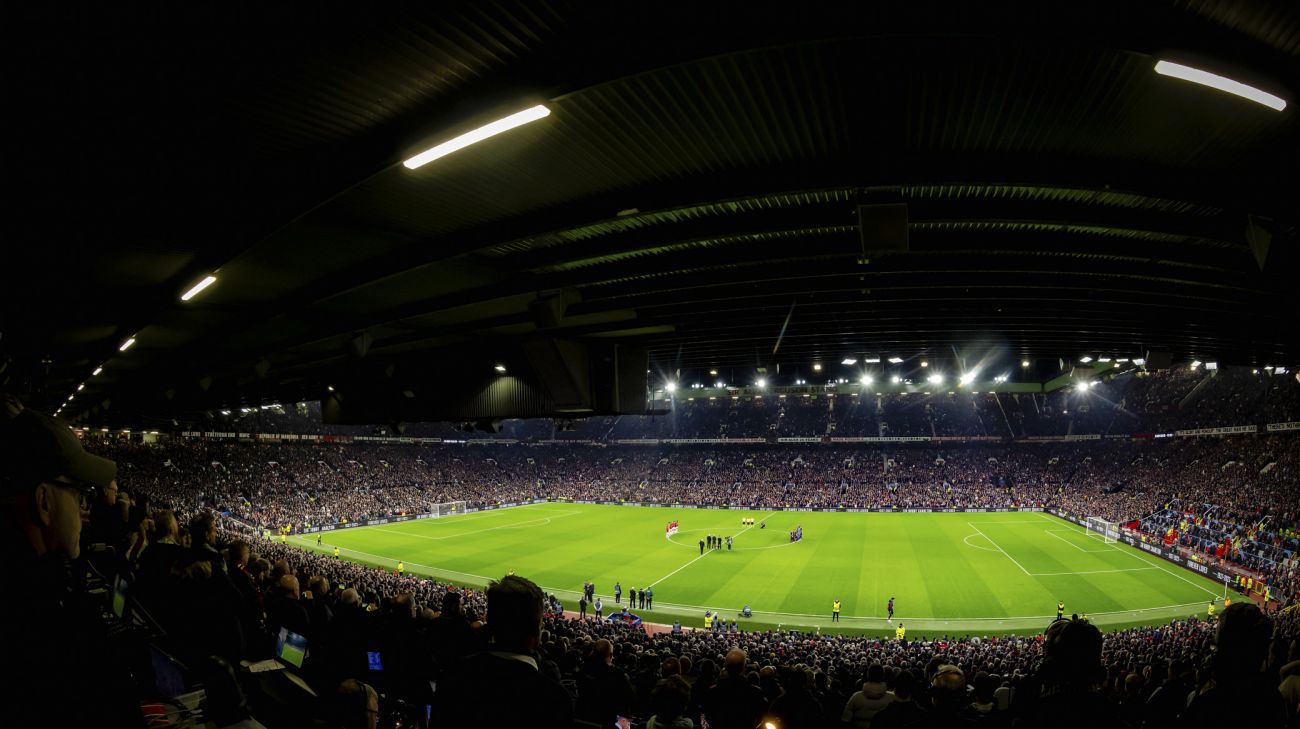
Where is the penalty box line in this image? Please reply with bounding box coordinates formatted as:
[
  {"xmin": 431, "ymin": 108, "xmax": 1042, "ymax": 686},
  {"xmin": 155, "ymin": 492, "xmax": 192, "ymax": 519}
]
[{"xmin": 648, "ymin": 511, "xmax": 778, "ymax": 589}]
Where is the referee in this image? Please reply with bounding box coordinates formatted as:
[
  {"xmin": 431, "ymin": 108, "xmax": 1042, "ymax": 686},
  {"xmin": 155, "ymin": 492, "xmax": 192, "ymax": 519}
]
[{"xmin": 832, "ymin": 598, "xmax": 841, "ymax": 622}]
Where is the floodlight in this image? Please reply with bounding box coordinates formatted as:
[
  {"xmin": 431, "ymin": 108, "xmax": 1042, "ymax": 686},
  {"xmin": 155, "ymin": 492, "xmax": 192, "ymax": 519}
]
[
  {"xmin": 812, "ymin": 363, "xmax": 822, "ymax": 372},
  {"xmin": 756, "ymin": 379, "xmax": 767, "ymax": 388},
  {"xmin": 119, "ymin": 337, "xmax": 136, "ymax": 352},
  {"xmin": 927, "ymin": 374, "xmax": 942, "ymax": 384},
  {"xmin": 959, "ymin": 372, "xmax": 976, "ymax": 385},
  {"xmin": 92, "ymin": 367, "xmax": 103, "ymax": 376},
  {"xmin": 920, "ymin": 360, "xmax": 929, "ymax": 368},
  {"xmin": 1079, "ymin": 356, "xmax": 1092, "ymax": 363},
  {"xmin": 841, "ymin": 358, "xmax": 857, "ymax": 365},
  {"xmin": 494, "ymin": 364, "xmax": 507, "ymax": 373},
  {"xmin": 77, "ymin": 384, "xmax": 84, "ymax": 391},
  {"xmin": 1154, "ymin": 60, "xmax": 1286, "ymax": 111},
  {"xmin": 860, "ymin": 374, "xmax": 873, "ymax": 385},
  {"xmin": 864, "ymin": 357, "xmax": 881, "ymax": 363},
  {"xmin": 891, "ymin": 375, "xmax": 901, "ymax": 383},
  {"xmin": 1133, "ymin": 358, "xmax": 1146, "ymax": 366},
  {"xmin": 888, "ymin": 356, "xmax": 903, "ymax": 364},
  {"xmin": 665, "ymin": 382, "xmax": 677, "ymax": 393},
  {"xmin": 403, "ymin": 105, "xmax": 551, "ymax": 169},
  {"xmin": 1099, "ymin": 356, "xmax": 1111, "ymax": 362},
  {"xmin": 1021, "ymin": 360, "xmax": 1030, "ymax": 368}
]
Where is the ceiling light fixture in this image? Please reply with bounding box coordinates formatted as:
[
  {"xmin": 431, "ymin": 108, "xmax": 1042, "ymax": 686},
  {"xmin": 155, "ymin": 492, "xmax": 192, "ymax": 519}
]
[
  {"xmin": 864, "ymin": 357, "xmax": 881, "ymax": 364},
  {"xmin": 1154, "ymin": 60, "xmax": 1286, "ymax": 111},
  {"xmin": 403, "ymin": 104, "xmax": 551, "ymax": 169},
  {"xmin": 494, "ymin": 364, "xmax": 507, "ymax": 373},
  {"xmin": 887, "ymin": 356, "xmax": 903, "ymax": 364},
  {"xmin": 92, "ymin": 367, "xmax": 103, "ymax": 376},
  {"xmin": 1021, "ymin": 360, "xmax": 1030, "ymax": 368},
  {"xmin": 665, "ymin": 382, "xmax": 677, "ymax": 393},
  {"xmin": 119, "ymin": 337, "xmax": 136, "ymax": 352},
  {"xmin": 180, "ymin": 275, "xmax": 218, "ymax": 302},
  {"xmin": 841, "ymin": 358, "xmax": 857, "ymax": 366}
]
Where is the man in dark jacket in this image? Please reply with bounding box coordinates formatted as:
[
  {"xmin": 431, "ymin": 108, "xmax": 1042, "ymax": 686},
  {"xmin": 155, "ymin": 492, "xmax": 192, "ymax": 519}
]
[
  {"xmin": 576, "ymin": 638, "xmax": 637, "ymax": 725},
  {"xmin": 433, "ymin": 574, "xmax": 573, "ymax": 727},
  {"xmin": 705, "ymin": 649, "xmax": 766, "ymax": 729}
]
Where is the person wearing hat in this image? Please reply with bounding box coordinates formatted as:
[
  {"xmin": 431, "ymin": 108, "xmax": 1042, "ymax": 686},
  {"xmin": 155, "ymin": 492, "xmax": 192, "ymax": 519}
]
[{"xmin": 0, "ymin": 407, "xmax": 140, "ymax": 727}]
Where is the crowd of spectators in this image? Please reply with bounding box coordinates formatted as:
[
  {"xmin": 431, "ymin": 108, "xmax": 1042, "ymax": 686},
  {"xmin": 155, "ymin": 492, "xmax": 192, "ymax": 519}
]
[
  {"xmin": 7, "ymin": 374, "xmax": 1300, "ymax": 727},
  {"xmin": 81, "ymin": 426, "xmax": 1299, "ymax": 608}
]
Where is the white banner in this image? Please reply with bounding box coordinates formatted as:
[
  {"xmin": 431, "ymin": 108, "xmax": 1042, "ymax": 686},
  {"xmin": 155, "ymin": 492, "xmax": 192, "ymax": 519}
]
[
  {"xmin": 1175, "ymin": 425, "xmax": 1258, "ymax": 437},
  {"xmin": 1266, "ymin": 422, "xmax": 1300, "ymax": 432}
]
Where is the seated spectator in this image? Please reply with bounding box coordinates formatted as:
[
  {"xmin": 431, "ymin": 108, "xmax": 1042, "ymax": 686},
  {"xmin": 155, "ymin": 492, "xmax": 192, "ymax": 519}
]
[
  {"xmin": 705, "ymin": 649, "xmax": 766, "ymax": 729},
  {"xmin": 0, "ymin": 407, "xmax": 142, "ymax": 727}
]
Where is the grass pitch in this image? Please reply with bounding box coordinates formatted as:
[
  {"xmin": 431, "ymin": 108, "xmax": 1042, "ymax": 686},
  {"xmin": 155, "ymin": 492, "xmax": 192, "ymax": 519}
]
[{"xmin": 292, "ymin": 504, "xmax": 1228, "ymax": 637}]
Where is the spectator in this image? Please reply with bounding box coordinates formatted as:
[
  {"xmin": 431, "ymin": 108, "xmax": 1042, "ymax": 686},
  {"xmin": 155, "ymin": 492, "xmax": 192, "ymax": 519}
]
[
  {"xmin": 842, "ymin": 663, "xmax": 894, "ymax": 728},
  {"xmin": 577, "ymin": 638, "xmax": 637, "ymax": 725},
  {"xmin": 1182, "ymin": 603, "xmax": 1288, "ymax": 727},
  {"xmin": 705, "ymin": 649, "xmax": 767, "ymax": 729},
  {"xmin": 434, "ymin": 574, "xmax": 573, "ymax": 727},
  {"xmin": 0, "ymin": 408, "xmax": 141, "ymax": 727}
]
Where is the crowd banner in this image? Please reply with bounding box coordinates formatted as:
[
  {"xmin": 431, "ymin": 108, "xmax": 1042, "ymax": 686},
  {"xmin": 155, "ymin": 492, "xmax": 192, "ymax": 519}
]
[
  {"xmin": 1266, "ymin": 422, "xmax": 1300, "ymax": 432},
  {"xmin": 1175, "ymin": 425, "xmax": 1258, "ymax": 437}
]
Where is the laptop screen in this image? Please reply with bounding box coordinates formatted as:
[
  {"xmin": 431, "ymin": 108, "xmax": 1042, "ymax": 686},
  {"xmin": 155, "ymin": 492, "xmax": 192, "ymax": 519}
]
[
  {"xmin": 111, "ymin": 576, "xmax": 129, "ymax": 618},
  {"xmin": 275, "ymin": 627, "xmax": 309, "ymax": 669}
]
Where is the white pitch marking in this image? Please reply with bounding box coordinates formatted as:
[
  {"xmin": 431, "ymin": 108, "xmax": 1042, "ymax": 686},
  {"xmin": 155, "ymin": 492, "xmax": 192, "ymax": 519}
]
[
  {"xmin": 966, "ymin": 522, "xmax": 1031, "ymax": 575},
  {"xmin": 1043, "ymin": 528, "xmax": 1116, "ymax": 553},
  {"xmin": 963, "ymin": 533, "xmax": 1000, "ymax": 552},
  {"xmin": 648, "ymin": 511, "xmax": 777, "ymax": 588},
  {"xmin": 368, "ymin": 511, "xmax": 579, "ymax": 541}
]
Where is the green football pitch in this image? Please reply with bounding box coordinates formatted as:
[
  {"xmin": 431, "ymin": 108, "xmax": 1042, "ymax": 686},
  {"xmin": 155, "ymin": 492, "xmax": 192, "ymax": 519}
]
[{"xmin": 290, "ymin": 504, "xmax": 1229, "ymax": 637}]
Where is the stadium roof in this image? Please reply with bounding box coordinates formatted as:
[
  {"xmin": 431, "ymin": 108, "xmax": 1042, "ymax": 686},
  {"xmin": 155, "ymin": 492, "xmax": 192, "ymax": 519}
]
[{"xmin": 6, "ymin": 1, "xmax": 1299, "ymax": 423}]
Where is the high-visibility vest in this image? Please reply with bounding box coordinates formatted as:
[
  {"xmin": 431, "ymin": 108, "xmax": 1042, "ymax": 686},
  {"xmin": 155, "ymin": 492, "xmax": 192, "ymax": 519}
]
[
  {"xmin": 704, "ymin": 614, "xmax": 713, "ymax": 628},
  {"xmin": 895, "ymin": 626, "xmax": 905, "ymax": 640},
  {"xmin": 833, "ymin": 601, "xmax": 841, "ymax": 612}
]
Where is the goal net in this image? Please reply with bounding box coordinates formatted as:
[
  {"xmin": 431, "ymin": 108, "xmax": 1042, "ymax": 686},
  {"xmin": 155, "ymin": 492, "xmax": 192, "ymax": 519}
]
[
  {"xmin": 430, "ymin": 501, "xmax": 468, "ymax": 518},
  {"xmin": 1085, "ymin": 516, "xmax": 1119, "ymax": 544}
]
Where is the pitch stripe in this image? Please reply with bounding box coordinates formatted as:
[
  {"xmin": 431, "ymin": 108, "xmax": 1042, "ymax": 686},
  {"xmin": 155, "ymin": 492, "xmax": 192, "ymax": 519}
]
[{"xmin": 1044, "ymin": 515, "xmax": 1219, "ymax": 598}]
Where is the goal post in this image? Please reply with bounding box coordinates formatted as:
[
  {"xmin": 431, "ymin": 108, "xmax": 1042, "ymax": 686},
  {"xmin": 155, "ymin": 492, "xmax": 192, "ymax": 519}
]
[
  {"xmin": 1085, "ymin": 516, "xmax": 1119, "ymax": 544},
  {"xmin": 430, "ymin": 501, "xmax": 468, "ymax": 518}
]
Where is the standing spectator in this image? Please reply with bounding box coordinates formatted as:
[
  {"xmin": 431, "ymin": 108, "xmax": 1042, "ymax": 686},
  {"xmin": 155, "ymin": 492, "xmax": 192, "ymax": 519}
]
[
  {"xmin": 434, "ymin": 574, "xmax": 573, "ymax": 727},
  {"xmin": 1182, "ymin": 603, "xmax": 1288, "ymax": 728},
  {"xmin": 576, "ymin": 638, "xmax": 637, "ymax": 725},
  {"xmin": 705, "ymin": 649, "xmax": 767, "ymax": 729},
  {"xmin": 842, "ymin": 663, "xmax": 894, "ymax": 728}
]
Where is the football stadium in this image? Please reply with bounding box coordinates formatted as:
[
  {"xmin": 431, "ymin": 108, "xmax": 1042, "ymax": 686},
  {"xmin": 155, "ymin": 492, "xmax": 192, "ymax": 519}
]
[{"xmin": 5, "ymin": 4, "xmax": 1299, "ymax": 728}]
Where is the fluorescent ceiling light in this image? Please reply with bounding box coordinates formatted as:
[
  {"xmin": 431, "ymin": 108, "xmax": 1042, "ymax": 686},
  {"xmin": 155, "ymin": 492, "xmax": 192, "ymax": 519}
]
[
  {"xmin": 92, "ymin": 367, "xmax": 103, "ymax": 376},
  {"xmin": 1116, "ymin": 358, "xmax": 1129, "ymax": 363},
  {"xmin": 887, "ymin": 356, "xmax": 903, "ymax": 364},
  {"xmin": 180, "ymin": 275, "xmax": 218, "ymax": 301},
  {"xmin": 77, "ymin": 384, "xmax": 84, "ymax": 391},
  {"xmin": 1155, "ymin": 60, "xmax": 1286, "ymax": 111},
  {"xmin": 403, "ymin": 105, "xmax": 551, "ymax": 169},
  {"xmin": 1079, "ymin": 356, "xmax": 1093, "ymax": 363},
  {"xmin": 1098, "ymin": 356, "xmax": 1111, "ymax": 362},
  {"xmin": 494, "ymin": 364, "xmax": 507, "ymax": 373},
  {"xmin": 119, "ymin": 337, "xmax": 136, "ymax": 352},
  {"xmin": 864, "ymin": 357, "xmax": 880, "ymax": 363},
  {"xmin": 841, "ymin": 358, "xmax": 857, "ymax": 365}
]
